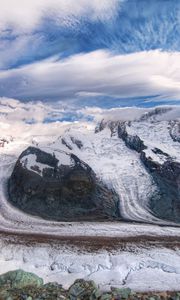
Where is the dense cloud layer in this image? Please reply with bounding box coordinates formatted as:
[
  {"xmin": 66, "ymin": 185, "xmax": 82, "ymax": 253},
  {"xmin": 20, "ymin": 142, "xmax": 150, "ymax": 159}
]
[
  {"xmin": 0, "ymin": 50, "xmax": 180, "ymax": 105},
  {"xmin": 0, "ymin": 97, "xmax": 179, "ymax": 126}
]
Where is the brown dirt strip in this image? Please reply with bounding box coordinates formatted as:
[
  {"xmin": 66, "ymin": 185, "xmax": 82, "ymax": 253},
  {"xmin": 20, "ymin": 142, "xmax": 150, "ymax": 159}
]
[{"xmin": 0, "ymin": 230, "xmax": 180, "ymax": 252}]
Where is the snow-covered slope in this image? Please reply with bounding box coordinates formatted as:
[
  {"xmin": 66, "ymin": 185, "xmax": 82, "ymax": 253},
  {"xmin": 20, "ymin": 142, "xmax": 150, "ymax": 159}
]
[
  {"xmin": 0, "ymin": 104, "xmax": 180, "ymax": 292},
  {"xmin": 44, "ymin": 110, "xmax": 179, "ymax": 224},
  {"xmin": 0, "ymin": 105, "xmax": 180, "ymax": 225},
  {"xmin": 51, "ymin": 125, "xmax": 158, "ymax": 223}
]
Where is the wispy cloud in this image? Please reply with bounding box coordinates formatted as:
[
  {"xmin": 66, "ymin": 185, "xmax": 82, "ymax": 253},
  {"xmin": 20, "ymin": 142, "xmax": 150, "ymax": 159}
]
[
  {"xmin": 2, "ymin": 0, "xmax": 180, "ymax": 71},
  {"xmin": 0, "ymin": 0, "xmax": 119, "ymax": 33},
  {"xmin": 0, "ymin": 0, "xmax": 121, "ymax": 69},
  {"xmin": 0, "ymin": 1, "xmax": 180, "ymax": 107},
  {"xmin": 0, "ymin": 50, "xmax": 180, "ymax": 104}
]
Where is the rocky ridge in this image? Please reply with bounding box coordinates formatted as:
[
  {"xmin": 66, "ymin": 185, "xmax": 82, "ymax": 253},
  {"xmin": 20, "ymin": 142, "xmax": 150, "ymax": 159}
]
[
  {"xmin": 8, "ymin": 147, "xmax": 120, "ymax": 221},
  {"xmin": 96, "ymin": 115, "xmax": 180, "ymax": 223},
  {"xmin": 6, "ymin": 107, "xmax": 180, "ymax": 224}
]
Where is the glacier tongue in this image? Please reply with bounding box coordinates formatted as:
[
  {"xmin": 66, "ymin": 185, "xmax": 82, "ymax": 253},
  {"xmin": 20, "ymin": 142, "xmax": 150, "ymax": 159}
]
[{"xmin": 49, "ymin": 126, "xmax": 156, "ymax": 223}]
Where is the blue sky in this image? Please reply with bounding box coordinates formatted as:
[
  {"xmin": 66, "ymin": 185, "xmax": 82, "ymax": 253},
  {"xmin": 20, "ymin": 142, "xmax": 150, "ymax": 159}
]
[{"xmin": 0, "ymin": 0, "xmax": 180, "ymax": 108}]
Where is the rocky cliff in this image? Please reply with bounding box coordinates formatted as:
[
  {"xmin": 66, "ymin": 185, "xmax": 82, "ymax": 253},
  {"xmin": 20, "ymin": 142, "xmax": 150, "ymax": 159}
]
[
  {"xmin": 117, "ymin": 122, "xmax": 180, "ymax": 222},
  {"xmin": 6, "ymin": 107, "xmax": 180, "ymax": 224},
  {"xmin": 95, "ymin": 115, "xmax": 180, "ymax": 223}
]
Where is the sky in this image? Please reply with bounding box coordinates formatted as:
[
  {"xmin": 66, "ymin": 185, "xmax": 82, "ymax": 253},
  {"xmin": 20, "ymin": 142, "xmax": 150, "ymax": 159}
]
[{"xmin": 0, "ymin": 0, "xmax": 180, "ymax": 109}]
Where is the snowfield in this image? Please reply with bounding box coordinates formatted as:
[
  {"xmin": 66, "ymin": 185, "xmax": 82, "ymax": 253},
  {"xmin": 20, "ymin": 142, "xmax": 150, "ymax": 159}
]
[{"xmin": 0, "ymin": 100, "xmax": 179, "ymax": 291}]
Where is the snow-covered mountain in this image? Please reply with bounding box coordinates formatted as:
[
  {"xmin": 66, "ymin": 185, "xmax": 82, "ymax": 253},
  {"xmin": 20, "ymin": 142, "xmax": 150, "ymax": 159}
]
[
  {"xmin": 8, "ymin": 146, "xmax": 120, "ymax": 221},
  {"xmin": 4, "ymin": 105, "xmax": 180, "ymax": 225},
  {"xmin": 0, "ymin": 104, "xmax": 180, "ymax": 292}
]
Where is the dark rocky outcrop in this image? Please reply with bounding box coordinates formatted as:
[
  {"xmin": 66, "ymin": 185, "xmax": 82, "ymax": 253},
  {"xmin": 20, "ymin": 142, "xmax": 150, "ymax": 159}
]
[
  {"xmin": 70, "ymin": 137, "xmax": 83, "ymax": 149},
  {"xmin": 96, "ymin": 120, "xmax": 147, "ymax": 152},
  {"xmin": 96, "ymin": 119, "xmax": 180, "ymax": 223},
  {"xmin": 95, "ymin": 119, "xmax": 107, "ymax": 133},
  {"xmin": 117, "ymin": 122, "xmax": 147, "ymax": 153},
  {"xmin": 139, "ymin": 107, "xmax": 172, "ymax": 122},
  {"xmin": 0, "ymin": 136, "xmax": 13, "ymax": 147},
  {"xmin": 117, "ymin": 122, "xmax": 180, "ymax": 223},
  {"xmin": 141, "ymin": 151, "xmax": 180, "ymax": 222},
  {"xmin": 61, "ymin": 137, "xmax": 73, "ymax": 150},
  {"xmin": 8, "ymin": 147, "xmax": 120, "ymax": 221}
]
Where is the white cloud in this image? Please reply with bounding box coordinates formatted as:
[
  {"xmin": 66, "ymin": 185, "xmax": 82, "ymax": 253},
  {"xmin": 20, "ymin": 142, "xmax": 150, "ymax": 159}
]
[
  {"xmin": 0, "ymin": 97, "xmax": 179, "ymax": 145},
  {"xmin": 0, "ymin": 98, "xmax": 72, "ymax": 142},
  {"xmin": 0, "ymin": 0, "xmax": 119, "ymax": 33},
  {"xmin": 0, "ymin": 97, "xmax": 52, "ymax": 123},
  {"xmin": 80, "ymin": 105, "xmax": 180, "ymax": 122},
  {"xmin": 0, "ymin": 0, "xmax": 120, "ymax": 69},
  {"xmin": 1, "ymin": 50, "xmax": 180, "ymax": 103},
  {"xmin": 80, "ymin": 106, "xmax": 148, "ymax": 122}
]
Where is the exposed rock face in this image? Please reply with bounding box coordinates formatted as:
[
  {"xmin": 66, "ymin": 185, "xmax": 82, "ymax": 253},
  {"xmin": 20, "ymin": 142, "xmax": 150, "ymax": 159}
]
[
  {"xmin": 141, "ymin": 152, "xmax": 180, "ymax": 222},
  {"xmin": 116, "ymin": 122, "xmax": 180, "ymax": 223},
  {"xmin": 117, "ymin": 122, "xmax": 147, "ymax": 153},
  {"xmin": 96, "ymin": 120, "xmax": 147, "ymax": 152},
  {"xmin": 70, "ymin": 136, "xmax": 83, "ymax": 149},
  {"xmin": 139, "ymin": 107, "xmax": 172, "ymax": 122},
  {"xmin": 0, "ymin": 136, "xmax": 13, "ymax": 147},
  {"xmin": 95, "ymin": 118, "xmax": 180, "ymax": 223},
  {"xmin": 8, "ymin": 147, "xmax": 120, "ymax": 221},
  {"xmin": 95, "ymin": 119, "xmax": 107, "ymax": 133}
]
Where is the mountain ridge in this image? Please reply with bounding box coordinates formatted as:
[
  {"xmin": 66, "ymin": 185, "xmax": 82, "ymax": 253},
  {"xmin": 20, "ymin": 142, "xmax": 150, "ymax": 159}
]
[{"xmin": 4, "ymin": 106, "xmax": 180, "ymax": 224}]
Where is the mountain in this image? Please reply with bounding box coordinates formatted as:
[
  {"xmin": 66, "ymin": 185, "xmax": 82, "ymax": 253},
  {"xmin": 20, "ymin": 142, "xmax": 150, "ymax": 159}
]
[
  {"xmin": 8, "ymin": 147, "xmax": 120, "ymax": 221},
  {"xmin": 7, "ymin": 107, "xmax": 180, "ymax": 224}
]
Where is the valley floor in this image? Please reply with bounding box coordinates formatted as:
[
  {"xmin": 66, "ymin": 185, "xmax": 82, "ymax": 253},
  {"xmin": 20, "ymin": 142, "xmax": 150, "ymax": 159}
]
[{"xmin": 0, "ymin": 233, "xmax": 180, "ymax": 292}]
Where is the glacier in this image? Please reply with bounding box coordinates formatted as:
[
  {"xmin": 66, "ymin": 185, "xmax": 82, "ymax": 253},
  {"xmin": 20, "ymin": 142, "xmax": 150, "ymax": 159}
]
[{"xmin": 0, "ymin": 102, "xmax": 179, "ymax": 291}]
